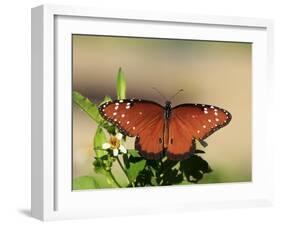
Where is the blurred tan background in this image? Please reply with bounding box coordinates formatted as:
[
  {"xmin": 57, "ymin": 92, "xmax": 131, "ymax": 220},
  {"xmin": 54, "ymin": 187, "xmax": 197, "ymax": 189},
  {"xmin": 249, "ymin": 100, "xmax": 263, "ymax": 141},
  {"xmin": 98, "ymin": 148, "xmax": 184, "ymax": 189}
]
[{"xmin": 72, "ymin": 35, "xmax": 252, "ymax": 184}]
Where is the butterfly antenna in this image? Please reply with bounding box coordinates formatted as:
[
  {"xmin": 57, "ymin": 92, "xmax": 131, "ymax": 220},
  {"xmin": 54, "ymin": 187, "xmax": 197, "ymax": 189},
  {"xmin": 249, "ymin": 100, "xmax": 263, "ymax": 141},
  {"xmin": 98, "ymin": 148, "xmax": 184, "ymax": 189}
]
[
  {"xmin": 152, "ymin": 87, "xmax": 167, "ymax": 101},
  {"xmin": 169, "ymin": 89, "xmax": 184, "ymax": 101}
]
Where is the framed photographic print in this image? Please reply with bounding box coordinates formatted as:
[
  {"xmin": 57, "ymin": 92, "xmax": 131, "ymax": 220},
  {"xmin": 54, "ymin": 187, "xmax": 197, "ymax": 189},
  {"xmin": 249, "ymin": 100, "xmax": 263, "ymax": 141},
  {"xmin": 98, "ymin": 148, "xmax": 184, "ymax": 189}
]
[{"xmin": 31, "ymin": 4, "xmax": 274, "ymax": 221}]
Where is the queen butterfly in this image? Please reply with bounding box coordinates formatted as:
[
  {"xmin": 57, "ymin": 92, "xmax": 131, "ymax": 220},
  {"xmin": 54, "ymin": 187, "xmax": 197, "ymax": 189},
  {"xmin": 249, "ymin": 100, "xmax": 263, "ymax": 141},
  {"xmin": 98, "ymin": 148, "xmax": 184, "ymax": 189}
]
[{"xmin": 98, "ymin": 98, "xmax": 232, "ymax": 160}]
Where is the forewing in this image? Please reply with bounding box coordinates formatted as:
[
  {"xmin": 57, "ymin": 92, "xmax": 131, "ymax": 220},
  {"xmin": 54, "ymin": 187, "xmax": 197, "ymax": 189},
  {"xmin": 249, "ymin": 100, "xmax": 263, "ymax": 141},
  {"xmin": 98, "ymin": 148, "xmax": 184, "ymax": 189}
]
[{"xmin": 99, "ymin": 99, "xmax": 165, "ymax": 159}]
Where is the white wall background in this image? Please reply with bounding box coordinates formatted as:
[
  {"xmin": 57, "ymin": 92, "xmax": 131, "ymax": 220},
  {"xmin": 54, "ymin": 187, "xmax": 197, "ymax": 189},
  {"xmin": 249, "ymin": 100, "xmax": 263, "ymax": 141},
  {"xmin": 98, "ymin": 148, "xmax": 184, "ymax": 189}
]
[{"xmin": 0, "ymin": 0, "xmax": 280, "ymax": 225}]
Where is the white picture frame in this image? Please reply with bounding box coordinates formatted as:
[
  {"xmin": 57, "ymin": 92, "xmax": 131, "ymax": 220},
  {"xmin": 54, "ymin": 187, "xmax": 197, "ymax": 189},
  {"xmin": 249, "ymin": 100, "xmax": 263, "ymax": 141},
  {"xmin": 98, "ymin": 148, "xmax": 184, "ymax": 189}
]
[{"xmin": 31, "ymin": 4, "xmax": 274, "ymax": 221}]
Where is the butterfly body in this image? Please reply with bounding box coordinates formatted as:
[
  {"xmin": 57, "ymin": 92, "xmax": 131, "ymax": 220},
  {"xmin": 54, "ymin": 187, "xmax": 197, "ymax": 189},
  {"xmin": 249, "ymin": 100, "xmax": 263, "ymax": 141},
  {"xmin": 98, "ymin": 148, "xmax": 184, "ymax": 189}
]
[
  {"xmin": 99, "ymin": 99, "xmax": 232, "ymax": 161},
  {"xmin": 163, "ymin": 101, "xmax": 172, "ymax": 151},
  {"xmin": 164, "ymin": 101, "xmax": 172, "ymax": 119}
]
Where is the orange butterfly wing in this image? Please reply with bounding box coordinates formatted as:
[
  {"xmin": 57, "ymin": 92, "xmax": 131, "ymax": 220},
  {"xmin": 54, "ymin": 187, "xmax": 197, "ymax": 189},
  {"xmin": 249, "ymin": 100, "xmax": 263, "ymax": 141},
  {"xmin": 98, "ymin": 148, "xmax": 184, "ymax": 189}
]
[
  {"xmin": 100, "ymin": 100, "xmax": 232, "ymax": 161},
  {"xmin": 166, "ymin": 104, "xmax": 232, "ymax": 160},
  {"xmin": 99, "ymin": 99, "xmax": 165, "ymax": 159}
]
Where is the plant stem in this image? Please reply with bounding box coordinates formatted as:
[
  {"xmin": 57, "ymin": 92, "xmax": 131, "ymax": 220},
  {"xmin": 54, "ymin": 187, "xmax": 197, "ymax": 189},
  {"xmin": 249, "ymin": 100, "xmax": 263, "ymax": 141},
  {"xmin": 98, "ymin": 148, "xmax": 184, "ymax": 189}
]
[
  {"xmin": 117, "ymin": 156, "xmax": 135, "ymax": 187},
  {"xmin": 108, "ymin": 170, "xmax": 122, "ymax": 188}
]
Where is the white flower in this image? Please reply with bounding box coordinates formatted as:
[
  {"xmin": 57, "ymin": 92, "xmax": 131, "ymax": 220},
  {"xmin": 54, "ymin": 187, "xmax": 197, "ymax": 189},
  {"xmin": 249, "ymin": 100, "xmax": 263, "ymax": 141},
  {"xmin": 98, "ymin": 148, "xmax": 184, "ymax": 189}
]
[
  {"xmin": 102, "ymin": 143, "xmax": 111, "ymax": 149},
  {"xmin": 119, "ymin": 145, "xmax": 127, "ymax": 154},
  {"xmin": 102, "ymin": 133, "xmax": 127, "ymax": 156},
  {"xmin": 116, "ymin": 133, "xmax": 123, "ymax": 140},
  {"xmin": 113, "ymin": 149, "xmax": 119, "ymax": 156}
]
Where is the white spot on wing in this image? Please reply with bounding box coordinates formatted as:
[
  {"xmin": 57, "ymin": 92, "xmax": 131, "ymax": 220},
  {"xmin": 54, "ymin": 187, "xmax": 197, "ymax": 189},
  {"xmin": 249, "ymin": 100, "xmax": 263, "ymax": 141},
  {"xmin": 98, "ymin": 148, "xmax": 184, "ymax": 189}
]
[
  {"xmin": 203, "ymin": 125, "xmax": 206, "ymax": 128},
  {"xmin": 133, "ymin": 127, "xmax": 135, "ymax": 130},
  {"xmin": 197, "ymin": 130, "xmax": 200, "ymax": 133},
  {"xmin": 113, "ymin": 112, "xmax": 117, "ymax": 116},
  {"xmin": 208, "ymin": 119, "xmax": 211, "ymax": 122},
  {"xmin": 192, "ymin": 115, "xmax": 195, "ymax": 118},
  {"xmin": 114, "ymin": 106, "xmax": 119, "ymax": 110},
  {"xmin": 126, "ymin": 106, "xmax": 130, "ymax": 109},
  {"xmin": 126, "ymin": 121, "xmax": 130, "ymax": 125},
  {"xmin": 121, "ymin": 114, "xmax": 125, "ymax": 118},
  {"xmin": 214, "ymin": 112, "xmax": 218, "ymax": 116},
  {"xmin": 215, "ymin": 118, "xmax": 219, "ymax": 122},
  {"xmin": 139, "ymin": 112, "xmax": 142, "ymax": 115}
]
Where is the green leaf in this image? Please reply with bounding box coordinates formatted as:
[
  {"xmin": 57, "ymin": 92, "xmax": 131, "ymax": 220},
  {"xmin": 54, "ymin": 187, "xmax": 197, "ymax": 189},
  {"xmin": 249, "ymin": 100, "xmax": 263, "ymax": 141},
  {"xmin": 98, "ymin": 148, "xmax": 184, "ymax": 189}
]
[
  {"xmin": 116, "ymin": 68, "xmax": 126, "ymax": 100},
  {"xmin": 72, "ymin": 174, "xmax": 119, "ymax": 190},
  {"xmin": 94, "ymin": 173, "xmax": 119, "ymax": 188},
  {"xmin": 93, "ymin": 158, "xmax": 121, "ymax": 187},
  {"xmin": 73, "ymin": 91, "xmax": 103, "ymax": 123},
  {"xmin": 73, "ymin": 176, "xmax": 98, "ymax": 190},
  {"xmin": 93, "ymin": 156, "xmax": 112, "ymax": 172},
  {"xmin": 93, "ymin": 126, "xmax": 108, "ymax": 158},
  {"xmin": 99, "ymin": 95, "xmax": 112, "ymax": 106},
  {"xmin": 128, "ymin": 149, "xmax": 141, "ymax": 157},
  {"xmin": 102, "ymin": 123, "xmax": 116, "ymax": 135},
  {"xmin": 126, "ymin": 160, "xmax": 146, "ymax": 182}
]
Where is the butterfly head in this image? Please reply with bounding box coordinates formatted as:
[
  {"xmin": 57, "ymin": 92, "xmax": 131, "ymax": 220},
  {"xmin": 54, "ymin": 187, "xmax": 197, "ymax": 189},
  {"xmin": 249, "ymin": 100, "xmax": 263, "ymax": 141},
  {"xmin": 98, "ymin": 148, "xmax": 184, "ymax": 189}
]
[
  {"xmin": 165, "ymin": 101, "xmax": 172, "ymax": 119},
  {"xmin": 165, "ymin": 101, "xmax": 172, "ymax": 109}
]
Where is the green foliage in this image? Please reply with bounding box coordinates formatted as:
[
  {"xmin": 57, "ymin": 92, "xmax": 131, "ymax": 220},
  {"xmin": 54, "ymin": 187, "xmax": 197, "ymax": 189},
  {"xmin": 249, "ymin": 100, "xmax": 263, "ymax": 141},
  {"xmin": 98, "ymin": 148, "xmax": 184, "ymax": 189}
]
[
  {"xmin": 116, "ymin": 68, "xmax": 126, "ymax": 100},
  {"xmin": 93, "ymin": 126, "xmax": 108, "ymax": 158},
  {"xmin": 73, "ymin": 68, "xmax": 213, "ymax": 190},
  {"xmin": 128, "ymin": 149, "xmax": 141, "ymax": 157},
  {"xmin": 73, "ymin": 176, "xmax": 98, "ymax": 190},
  {"xmin": 126, "ymin": 159, "xmax": 146, "ymax": 183},
  {"xmin": 73, "ymin": 91, "xmax": 103, "ymax": 123},
  {"xmin": 73, "ymin": 174, "xmax": 120, "ymax": 189},
  {"xmin": 180, "ymin": 155, "xmax": 212, "ymax": 183},
  {"xmin": 99, "ymin": 95, "xmax": 112, "ymax": 106},
  {"xmin": 135, "ymin": 158, "xmax": 185, "ymax": 186}
]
